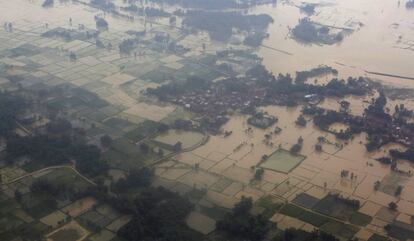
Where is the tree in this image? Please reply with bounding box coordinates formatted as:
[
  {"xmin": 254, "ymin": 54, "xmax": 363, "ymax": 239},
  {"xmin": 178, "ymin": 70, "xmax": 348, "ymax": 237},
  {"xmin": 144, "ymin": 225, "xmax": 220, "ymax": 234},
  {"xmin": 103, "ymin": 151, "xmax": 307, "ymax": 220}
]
[
  {"xmin": 69, "ymin": 52, "xmax": 77, "ymax": 62},
  {"xmin": 315, "ymin": 143, "xmax": 322, "ymax": 152},
  {"xmin": 395, "ymin": 185, "xmax": 403, "ymax": 196},
  {"xmin": 388, "ymin": 201, "xmax": 398, "ymax": 211},
  {"xmin": 117, "ymin": 187, "xmax": 200, "ymax": 241},
  {"xmin": 46, "ymin": 119, "xmax": 72, "ymax": 134},
  {"xmin": 70, "ymin": 144, "xmax": 108, "ymax": 176},
  {"xmin": 217, "ymin": 196, "xmax": 271, "ymax": 241},
  {"xmin": 290, "ymin": 143, "xmax": 302, "ymax": 154},
  {"xmin": 95, "ymin": 17, "xmax": 109, "ymax": 30},
  {"xmin": 298, "ymin": 136, "xmax": 304, "ymax": 144},
  {"xmin": 374, "ymin": 181, "xmax": 381, "ymax": 191},
  {"xmin": 340, "ymin": 100, "xmax": 350, "ymax": 113},
  {"xmin": 0, "ymin": 92, "xmax": 26, "ymax": 137},
  {"xmin": 42, "ymin": 0, "xmax": 54, "ymax": 7},
  {"xmin": 100, "ymin": 135, "xmax": 113, "ymax": 149},
  {"xmin": 254, "ymin": 168, "xmax": 265, "ymax": 181},
  {"xmin": 173, "ymin": 141, "xmax": 182, "ymax": 152},
  {"xmin": 139, "ymin": 143, "xmax": 150, "ymax": 154},
  {"xmin": 112, "ymin": 168, "xmax": 154, "ymax": 193},
  {"xmin": 295, "ymin": 115, "xmax": 307, "ymax": 126},
  {"xmin": 14, "ymin": 190, "xmax": 22, "ymax": 202}
]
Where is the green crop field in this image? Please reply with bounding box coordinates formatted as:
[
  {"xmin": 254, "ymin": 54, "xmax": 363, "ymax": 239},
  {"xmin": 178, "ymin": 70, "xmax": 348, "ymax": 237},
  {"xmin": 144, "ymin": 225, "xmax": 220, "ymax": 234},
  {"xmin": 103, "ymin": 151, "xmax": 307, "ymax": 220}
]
[{"xmin": 260, "ymin": 149, "xmax": 306, "ymax": 173}]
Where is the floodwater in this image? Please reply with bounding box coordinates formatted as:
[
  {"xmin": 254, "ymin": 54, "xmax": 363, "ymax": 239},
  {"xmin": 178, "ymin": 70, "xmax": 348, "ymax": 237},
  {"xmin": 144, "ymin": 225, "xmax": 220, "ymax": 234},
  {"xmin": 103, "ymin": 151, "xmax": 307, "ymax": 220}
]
[
  {"xmin": 153, "ymin": 129, "xmax": 205, "ymax": 149},
  {"xmin": 1, "ymin": 0, "xmax": 413, "ymax": 88},
  {"xmin": 1, "ymin": 0, "xmax": 414, "ymax": 228},
  {"xmin": 254, "ymin": 0, "xmax": 414, "ymax": 88}
]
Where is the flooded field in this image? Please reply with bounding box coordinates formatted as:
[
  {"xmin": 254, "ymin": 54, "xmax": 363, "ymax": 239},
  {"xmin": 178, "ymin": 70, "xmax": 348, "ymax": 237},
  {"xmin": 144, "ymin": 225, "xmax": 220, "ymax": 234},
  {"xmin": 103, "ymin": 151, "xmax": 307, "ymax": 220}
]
[
  {"xmin": 1, "ymin": 0, "xmax": 414, "ymax": 240},
  {"xmin": 153, "ymin": 129, "xmax": 205, "ymax": 149},
  {"xmin": 255, "ymin": 0, "xmax": 414, "ymax": 88}
]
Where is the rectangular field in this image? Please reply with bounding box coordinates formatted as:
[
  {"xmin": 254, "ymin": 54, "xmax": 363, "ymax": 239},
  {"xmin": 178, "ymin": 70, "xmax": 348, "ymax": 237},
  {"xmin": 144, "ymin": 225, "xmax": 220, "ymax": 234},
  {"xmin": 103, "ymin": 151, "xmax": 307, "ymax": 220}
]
[{"xmin": 260, "ymin": 149, "xmax": 306, "ymax": 173}]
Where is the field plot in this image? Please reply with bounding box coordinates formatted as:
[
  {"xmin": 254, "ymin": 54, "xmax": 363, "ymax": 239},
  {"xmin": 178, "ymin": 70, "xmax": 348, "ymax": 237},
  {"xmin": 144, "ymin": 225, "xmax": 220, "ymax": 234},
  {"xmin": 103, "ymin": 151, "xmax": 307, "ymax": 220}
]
[
  {"xmin": 40, "ymin": 210, "xmax": 68, "ymax": 228},
  {"xmin": 320, "ymin": 220, "xmax": 360, "ymax": 240},
  {"xmin": 77, "ymin": 210, "xmax": 113, "ymax": 229},
  {"xmin": 13, "ymin": 209, "xmax": 34, "ymax": 223},
  {"xmin": 186, "ymin": 211, "xmax": 216, "ymax": 235},
  {"xmin": 260, "ymin": 149, "xmax": 306, "ymax": 173},
  {"xmin": 87, "ymin": 229, "xmax": 115, "ymax": 241},
  {"xmin": 313, "ymin": 194, "xmax": 372, "ymax": 226},
  {"xmin": 38, "ymin": 168, "xmax": 92, "ymax": 192},
  {"xmin": 20, "ymin": 193, "xmax": 57, "ymax": 219},
  {"xmin": 46, "ymin": 221, "xmax": 89, "ymax": 241},
  {"xmin": 106, "ymin": 215, "xmax": 132, "ymax": 232},
  {"xmin": 378, "ymin": 173, "xmax": 409, "ymax": 196},
  {"xmin": 292, "ymin": 193, "xmax": 320, "ymax": 209},
  {"xmin": 153, "ymin": 130, "xmax": 205, "ymax": 150},
  {"xmin": 102, "ymin": 72, "xmax": 136, "ymax": 86},
  {"xmin": 61, "ymin": 197, "xmax": 97, "ymax": 218},
  {"xmin": 103, "ymin": 137, "xmax": 157, "ymax": 169},
  {"xmin": 122, "ymin": 103, "xmax": 175, "ymax": 122}
]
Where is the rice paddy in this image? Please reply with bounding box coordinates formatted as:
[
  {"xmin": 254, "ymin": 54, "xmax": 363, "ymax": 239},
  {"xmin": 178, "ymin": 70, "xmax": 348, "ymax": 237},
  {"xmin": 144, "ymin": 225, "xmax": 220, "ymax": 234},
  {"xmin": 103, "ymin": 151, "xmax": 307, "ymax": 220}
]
[{"xmin": 260, "ymin": 149, "xmax": 306, "ymax": 173}]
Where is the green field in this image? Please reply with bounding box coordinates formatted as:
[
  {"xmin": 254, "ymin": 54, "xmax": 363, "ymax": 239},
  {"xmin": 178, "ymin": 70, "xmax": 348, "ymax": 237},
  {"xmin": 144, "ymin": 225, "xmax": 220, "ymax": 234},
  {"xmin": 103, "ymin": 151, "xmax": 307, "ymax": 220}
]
[
  {"xmin": 49, "ymin": 228, "xmax": 81, "ymax": 241},
  {"xmin": 260, "ymin": 149, "xmax": 306, "ymax": 173},
  {"xmin": 279, "ymin": 203, "xmax": 330, "ymax": 228},
  {"xmin": 320, "ymin": 220, "xmax": 359, "ymax": 240},
  {"xmin": 125, "ymin": 120, "xmax": 163, "ymax": 142},
  {"xmin": 256, "ymin": 196, "xmax": 283, "ymax": 219},
  {"xmin": 313, "ymin": 194, "xmax": 360, "ymax": 221},
  {"xmin": 292, "ymin": 193, "xmax": 320, "ymax": 209}
]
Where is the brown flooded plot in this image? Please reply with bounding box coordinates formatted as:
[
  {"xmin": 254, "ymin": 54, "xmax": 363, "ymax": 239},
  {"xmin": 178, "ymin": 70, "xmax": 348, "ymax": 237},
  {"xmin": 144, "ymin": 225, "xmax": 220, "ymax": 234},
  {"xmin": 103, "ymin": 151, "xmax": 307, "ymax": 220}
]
[{"xmin": 153, "ymin": 130, "xmax": 205, "ymax": 149}]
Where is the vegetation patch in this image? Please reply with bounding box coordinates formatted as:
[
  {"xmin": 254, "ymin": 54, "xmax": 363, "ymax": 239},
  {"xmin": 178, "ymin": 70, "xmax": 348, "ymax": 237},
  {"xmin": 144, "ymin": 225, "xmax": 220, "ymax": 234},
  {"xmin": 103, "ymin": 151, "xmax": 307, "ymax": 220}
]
[
  {"xmin": 279, "ymin": 203, "xmax": 330, "ymax": 228},
  {"xmin": 78, "ymin": 210, "xmax": 112, "ymax": 230},
  {"xmin": 104, "ymin": 118, "xmax": 136, "ymax": 132},
  {"xmin": 48, "ymin": 226, "xmax": 81, "ymax": 241},
  {"xmin": 280, "ymin": 204, "xmax": 305, "ymax": 218},
  {"xmin": 349, "ymin": 212, "xmax": 372, "ymax": 226},
  {"xmin": 385, "ymin": 222, "xmax": 414, "ymax": 241},
  {"xmin": 256, "ymin": 196, "xmax": 283, "ymax": 219},
  {"xmin": 186, "ymin": 211, "xmax": 216, "ymax": 235},
  {"xmin": 152, "ymin": 130, "xmax": 204, "ymax": 150},
  {"xmin": 125, "ymin": 120, "xmax": 165, "ymax": 142},
  {"xmin": 313, "ymin": 194, "xmax": 359, "ymax": 221},
  {"xmin": 292, "ymin": 193, "xmax": 320, "ymax": 209},
  {"xmin": 260, "ymin": 149, "xmax": 306, "ymax": 173},
  {"xmin": 368, "ymin": 234, "xmax": 390, "ymax": 241},
  {"xmin": 21, "ymin": 193, "xmax": 57, "ymax": 219},
  {"xmin": 320, "ymin": 220, "xmax": 359, "ymax": 240}
]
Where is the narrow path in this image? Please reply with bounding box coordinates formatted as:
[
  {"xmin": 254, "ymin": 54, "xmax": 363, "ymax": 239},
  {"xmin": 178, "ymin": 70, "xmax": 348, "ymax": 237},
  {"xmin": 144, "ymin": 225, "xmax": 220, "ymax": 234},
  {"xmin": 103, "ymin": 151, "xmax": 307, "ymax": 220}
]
[
  {"xmin": 1, "ymin": 165, "xmax": 96, "ymax": 186},
  {"xmin": 260, "ymin": 44, "xmax": 294, "ymax": 56}
]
